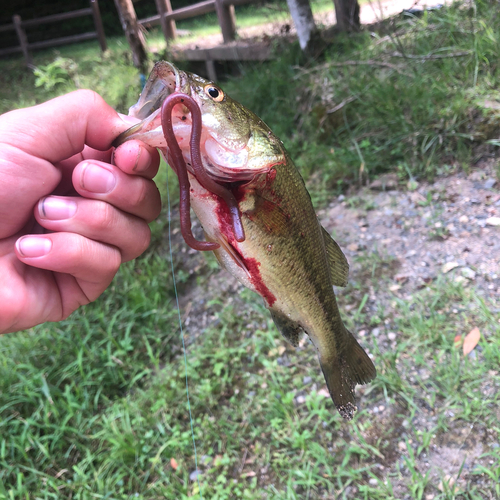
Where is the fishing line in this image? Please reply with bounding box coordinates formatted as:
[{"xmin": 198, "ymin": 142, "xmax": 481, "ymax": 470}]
[{"xmin": 166, "ymin": 168, "xmax": 204, "ymax": 499}]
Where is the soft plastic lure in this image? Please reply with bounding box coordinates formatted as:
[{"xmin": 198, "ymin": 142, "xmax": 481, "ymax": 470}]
[{"xmin": 160, "ymin": 93, "xmax": 245, "ymax": 251}]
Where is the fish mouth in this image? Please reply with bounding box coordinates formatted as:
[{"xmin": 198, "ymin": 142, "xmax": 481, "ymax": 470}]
[
  {"xmin": 112, "ymin": 61, "xmax": 180, "ymax": 147},
  {"xmin": 112, "ymin": 61, "xmax": 260, "ymax": 184}
]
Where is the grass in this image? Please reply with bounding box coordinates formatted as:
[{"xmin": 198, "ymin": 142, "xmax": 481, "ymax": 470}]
[
  {"xmin": 220, "ymin": 0, "xmax": 500, "ymax": 199},
  {"xmin": 1, "ymin": 255, "xmax": 499, "ymax": 498},
  {"xmin": 1, "ymin": 0, "xmax": 500, "ymax": 497}
]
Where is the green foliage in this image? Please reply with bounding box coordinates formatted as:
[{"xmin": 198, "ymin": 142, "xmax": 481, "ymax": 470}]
[
  {"xmin": 0, "ymin": 40, "xmax": 143, "ymax": 114},
  {"xmin": 1, "ymin": 270, "xmax": 498, "ymax": 498},
  {"xmin": 33, "ymin": 57, "xmax": 77, "ymax": 90},
  {"xmin": 0, "ymin": 251, "xmax": 179, "ymax": 497},
  {"xmin": 223, "ymin": 0, "xmax": 500, "ymax": 197}
]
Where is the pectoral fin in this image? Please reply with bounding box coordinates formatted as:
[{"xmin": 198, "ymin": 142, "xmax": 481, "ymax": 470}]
[
  {"xmin": 269, "ymin": 308, "xmax": 303, "ymax": 347},
  {"xmin": 321, "ymin": 226, "xmax": 349, "ymax": 287}
]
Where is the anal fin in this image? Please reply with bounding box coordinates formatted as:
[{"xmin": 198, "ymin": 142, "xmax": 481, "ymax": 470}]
[{"xmin": 269, "ymin": 308, "xmax": 303, "ymax": 347}]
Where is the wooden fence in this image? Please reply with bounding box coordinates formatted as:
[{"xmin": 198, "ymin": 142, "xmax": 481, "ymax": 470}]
[
  {"xmin": 0, "ymin": 0, "xmax": 107, "ymax": 66},
  {"xmin": 139, "ymin": 0, "xmax": 254, "ymax": 44}
]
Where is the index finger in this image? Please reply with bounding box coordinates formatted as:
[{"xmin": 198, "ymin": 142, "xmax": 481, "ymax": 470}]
[{"xmin": 0, "ymin": 89, "xmax": 139, "ymax": 163}]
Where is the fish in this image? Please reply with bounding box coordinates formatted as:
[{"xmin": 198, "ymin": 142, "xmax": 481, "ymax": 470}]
[{"xmin": 114, "ymin": 61, "xmax": 376, "ymax": 420}]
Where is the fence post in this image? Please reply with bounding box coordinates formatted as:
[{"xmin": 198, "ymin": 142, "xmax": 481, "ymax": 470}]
[
  {"xmin": 155, "ymin": 0, "xmax": 176, "ymax": 41},
  {"xmin": 215, "ymin": 0, "xmax": 236, "ymax": 44},
  {"xmin": 206, "ymin": 59, "xmax": 217, "ymax": 82},
  {"xmin": 90, "ymin": 0, "xmax": 107, "ymax": 51},
  {"xmin": 12, "ymin": 14, "xmax": 32, "ymax": 66}
]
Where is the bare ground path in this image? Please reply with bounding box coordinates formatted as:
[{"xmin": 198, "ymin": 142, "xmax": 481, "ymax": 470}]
[
  {"xmin": 159, "ymin": 1, "xmax": 500, "ymax": 494},
  {"xmin": 167, "ymin": 157, "xmax": 499, "ymax": 495},
  {"xmin": 167, "ymin": 0, "xmax": 452, "ymax": 51}
]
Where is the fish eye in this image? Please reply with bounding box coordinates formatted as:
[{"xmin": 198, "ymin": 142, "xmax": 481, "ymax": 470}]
[{"xmin": 204, "ymin": 85, "xmax": 224, "ymax": 102}]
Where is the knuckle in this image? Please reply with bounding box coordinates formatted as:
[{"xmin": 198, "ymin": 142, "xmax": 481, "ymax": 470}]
[
  {"xmin": 80, "ymin": 236, "xmax": 121, "ymax": 277},
  {"xmin": 59, "ymin": 307, "xmax": 78, "ymax": 321},
  {"xmin": 137, "ymin": 226, "xmax": 151, "ymax": 255},
  {"xmin": 131, "ymin": 179, "xmax": 148, "ymax": 208},
  {"xmin": 0, "ymin": 298, "xmax": 21, "ymax": 334},
  {"xmin": 123, "ymin": 224, "xmax": 151, "ymax": 262},
  {"xmin": 92, "ymin": 202, "xmax": 117, "ymax": 232},
  {"xmin": 72, "ymin": 89, "xmax": 104, "ymax": 107},
  {"xmin": 108, "ymin": 248, "xmax": 122, "ymax": 273},
  {"xmin": 151, "ymin": 187, "xmax": 162, "ymax": 220},
  {"xmin": 140, "ymin": 184, "xmax": 161, "ymax": 223}
]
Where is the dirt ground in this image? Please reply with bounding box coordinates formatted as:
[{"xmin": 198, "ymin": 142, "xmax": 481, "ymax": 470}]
[
  {"xmin": 325, "ymin": 163, "xmax": 500, "ymax": 300},
  {"xmin": 162, "ymin": 1, "xmax": 499, "ymax": 494},
  {"xmin": 169, "ymin": 0, "xmax": 453, "ymax": 51},
  {"xmin": 178, "ymin": 162, "xmax": 499, "ymax": 317},
  {"xmin": 168, "ymin": 158, "xmax": 499, "ymax": 496}
]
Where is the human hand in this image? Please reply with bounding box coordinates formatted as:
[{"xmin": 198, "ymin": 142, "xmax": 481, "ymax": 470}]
[{"xmin": 0, "ymin": 90, "xmax": 161, "ymax": 334}]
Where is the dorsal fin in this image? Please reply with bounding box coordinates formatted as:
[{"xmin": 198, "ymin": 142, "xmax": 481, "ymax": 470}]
[{"xmin": 321, "ymin": 226, "xmax": 349, "ymax": 287}]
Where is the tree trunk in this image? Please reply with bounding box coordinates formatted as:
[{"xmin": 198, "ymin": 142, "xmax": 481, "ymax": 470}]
[
  {"xmin": 286, "ymin": 0, "xmax": 318, "ymax": 53},
  {"xmin": 333, "ymin": 0, "xmax": 360, "ymax": 31},
  {"xmin": 113, "ymin": 0, "xmax": 148, "ymax": 73}
]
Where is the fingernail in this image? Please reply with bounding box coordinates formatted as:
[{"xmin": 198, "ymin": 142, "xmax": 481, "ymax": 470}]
[
  {"xmin": 39, "ymin": 196, "xmax": 77, "ymax": 220},
  {"xmin": 81, "ymin": 163, "xmax": 116, "ymax": 193},
  {"xmin": 16, "ymin": 236, "xmax": 52, "ymax": 257}
]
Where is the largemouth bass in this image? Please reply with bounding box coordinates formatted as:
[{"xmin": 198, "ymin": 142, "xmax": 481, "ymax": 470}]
[{"xmin": 115, "ymin": 61, "xmax": 376, "ymax": 419}]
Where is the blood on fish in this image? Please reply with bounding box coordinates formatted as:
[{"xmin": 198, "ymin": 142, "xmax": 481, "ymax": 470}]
[
  {"xmin": 242, "ymin": 257, "xmax": 276, "ymax": 307},
  {"xmin": 266, "ymin": 168, "xmax": 277, "ymax": 183},
  {"xmin": 160, "ymin": 92, "xmax": 245, "ymax": 251},
  {"xmin": 213, "ymin": 192, "xmax": 275, "ymax": 305},
  {"xmin": 215, "ymin": 200, "xmax": 236, "ymax": 245}
]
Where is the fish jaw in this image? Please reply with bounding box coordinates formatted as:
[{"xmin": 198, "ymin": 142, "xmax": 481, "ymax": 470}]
[
  {"xmin": 114, "ymin": 61, "xmax": 284, "ymax": 185},
  {"xmin": 113, "ymin": 62, "xmax": 179, "ymax": 148},
  {"xmin": 129, "ymin": 61, "xmax": 180, "ymax": 119}
]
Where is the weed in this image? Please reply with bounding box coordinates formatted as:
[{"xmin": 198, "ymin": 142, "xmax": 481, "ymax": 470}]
[{"xmin": 33, "ymin": 57, "xmax": 78, "ymax": 90}]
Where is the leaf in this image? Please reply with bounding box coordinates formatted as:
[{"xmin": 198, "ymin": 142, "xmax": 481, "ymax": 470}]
[
  {"xmin": 442, "ymin": 262, "xmax": 459, "ymax": 273},
  {"xmin": 453, "ymin": 334, "xmax": 462, "ymax": 348},
  {"xmin": 317, "ymin": 387, "xmax": 330, "ymax": 398},
  {"xmin": 213, "ymin": 362, "xmax": 225, "ymax": 376},
  {"xmin": 241, "ymin": 470, "xmax": 257, "ymax": 477},
  {"xmin": 40, "ymin": 374, "xmax": 54, "ymax": 404},
  {"xmin": 463, "ymin": 327, "xmax": 480, "ymax": 356},
  {"xmin": 170, "ymin": 458, "xmax": 178, "ymax": 470}
]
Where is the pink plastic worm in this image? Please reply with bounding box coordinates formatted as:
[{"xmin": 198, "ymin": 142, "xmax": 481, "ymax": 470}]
[{"xmin": 160, "ymin": 93, "xmax": 246, "ymax": 251}]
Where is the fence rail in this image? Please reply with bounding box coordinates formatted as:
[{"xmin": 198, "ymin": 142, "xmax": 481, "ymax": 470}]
[
  {"xmin": 140, "ymin": 0, "xmax": 216, "ymax": 25},
  {"xmin": 0, "ymin": 0, "xmax": 106, "ymax": 66},
  {"xmin": 139, "ymin": 0, "xmax": 255, "ymax": 44}
]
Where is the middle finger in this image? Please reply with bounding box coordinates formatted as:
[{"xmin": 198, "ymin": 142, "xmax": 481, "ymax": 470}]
[{"xmin": 72, "ymin": 160, "xmax": 161, "ymax": 222}]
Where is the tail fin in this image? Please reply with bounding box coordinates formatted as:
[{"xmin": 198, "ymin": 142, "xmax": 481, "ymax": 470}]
[{"xmin": 319, "ymin": 330, "xmax": 376, "ymax": 420}]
